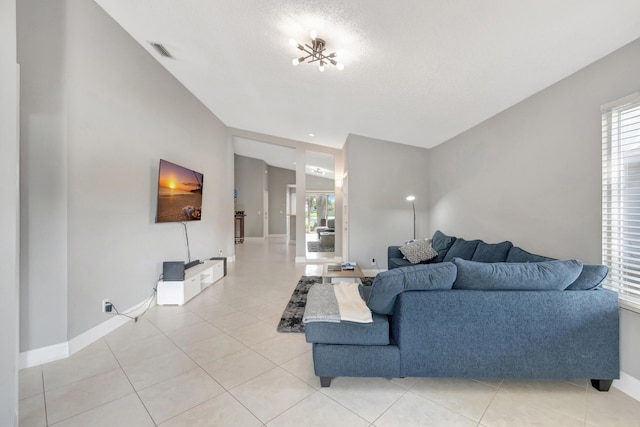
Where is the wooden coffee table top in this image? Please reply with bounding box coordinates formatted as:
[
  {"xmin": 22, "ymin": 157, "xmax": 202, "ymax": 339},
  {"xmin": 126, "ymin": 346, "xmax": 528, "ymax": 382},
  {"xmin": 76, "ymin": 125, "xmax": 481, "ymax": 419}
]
[{"xmin": 322, "ymin": 263, "xmax": 365, "ymax": 279}]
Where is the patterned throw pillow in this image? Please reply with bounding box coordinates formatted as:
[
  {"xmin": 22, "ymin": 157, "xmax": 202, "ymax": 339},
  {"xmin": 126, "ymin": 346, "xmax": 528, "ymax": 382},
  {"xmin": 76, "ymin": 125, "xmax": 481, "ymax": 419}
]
[{"xmin": 399, "ymin": 239, "xmax": 438, "ymax": 264}]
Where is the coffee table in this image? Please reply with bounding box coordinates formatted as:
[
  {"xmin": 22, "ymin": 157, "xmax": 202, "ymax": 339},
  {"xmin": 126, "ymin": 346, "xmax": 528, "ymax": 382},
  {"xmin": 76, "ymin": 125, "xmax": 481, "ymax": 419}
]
[{"xmin": 322, "ymin": 263, "xmax": 365, "ymax": 283}]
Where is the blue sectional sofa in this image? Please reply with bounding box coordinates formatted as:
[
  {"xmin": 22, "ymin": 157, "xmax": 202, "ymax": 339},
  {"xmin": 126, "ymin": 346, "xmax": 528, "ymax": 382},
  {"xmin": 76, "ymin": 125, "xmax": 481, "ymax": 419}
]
[{"xmin": 305, "ymin": 230, "xmax": 620, "ymax": 391}]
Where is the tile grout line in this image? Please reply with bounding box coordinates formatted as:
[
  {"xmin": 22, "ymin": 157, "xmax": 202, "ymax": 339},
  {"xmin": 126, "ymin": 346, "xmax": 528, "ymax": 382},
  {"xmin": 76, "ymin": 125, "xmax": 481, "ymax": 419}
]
[
  {"xmin": 141, "ymin": 292, "xmax": 268, "ymax": 424},
  {"xmin": 475, "ymin": 379, "xmax": 501, "ymax": 426},
  {"xmin": 103, "ymin": 337, "xmax": 159, "ymax": 426},
  {"xmin": 41, "ymin": 367, "xmax": 49, "ymax": 427},
  {"xmin": 370, "ymin": 382, "xmax": 412, "ymax": 426}
]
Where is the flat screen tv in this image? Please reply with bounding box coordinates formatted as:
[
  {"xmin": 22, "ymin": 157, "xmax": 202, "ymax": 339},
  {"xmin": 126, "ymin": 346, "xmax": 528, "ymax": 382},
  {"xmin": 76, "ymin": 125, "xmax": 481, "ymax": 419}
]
[{"xmin": 155, "ymin": 159, "xmax": 203, "ymax": 223}]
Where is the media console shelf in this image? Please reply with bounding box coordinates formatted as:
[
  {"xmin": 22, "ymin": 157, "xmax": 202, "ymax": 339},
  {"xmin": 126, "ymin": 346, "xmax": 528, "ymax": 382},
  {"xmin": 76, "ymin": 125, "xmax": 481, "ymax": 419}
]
[{"xmin": 157, "ymin": 259, "xmax": 225, "ymax": 305}]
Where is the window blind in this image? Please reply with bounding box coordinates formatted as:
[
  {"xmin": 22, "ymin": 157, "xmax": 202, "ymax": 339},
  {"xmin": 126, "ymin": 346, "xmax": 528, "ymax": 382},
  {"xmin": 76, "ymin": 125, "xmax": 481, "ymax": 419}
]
[{"xmin": 602, "ymin": 92, "xmax": 640, "ymax": 309}]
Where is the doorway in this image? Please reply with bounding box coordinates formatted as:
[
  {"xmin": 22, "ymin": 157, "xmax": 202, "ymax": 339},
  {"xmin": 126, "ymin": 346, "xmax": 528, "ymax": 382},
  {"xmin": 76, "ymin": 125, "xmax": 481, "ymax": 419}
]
[{"xmin": 305, "ymin": 192, "xmax": 335, "ymax": 259}]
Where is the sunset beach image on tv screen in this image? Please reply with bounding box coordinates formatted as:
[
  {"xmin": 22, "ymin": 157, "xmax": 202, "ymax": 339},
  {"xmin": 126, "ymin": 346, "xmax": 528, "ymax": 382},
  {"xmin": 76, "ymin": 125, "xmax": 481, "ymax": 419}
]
[{"xmin": 156, "ymin": 160, "xmax": 203, "ymax": 223}]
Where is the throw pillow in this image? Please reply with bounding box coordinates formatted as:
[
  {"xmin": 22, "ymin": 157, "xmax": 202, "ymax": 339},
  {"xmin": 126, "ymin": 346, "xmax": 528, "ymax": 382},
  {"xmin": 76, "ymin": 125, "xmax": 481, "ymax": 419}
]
[
  {"xmin": 472, "ymin": 241, "xmax": 514, "ymax": 262},
  {"xmin": 399, "ymin": 239, "xmax": 438, "ymax": 264},
  {"xmin": 505, "ymin": 246, "xmax": 554, "ymax": 263},
  {"xmin": 432, "ymin": 230, "xmax": 456, "ymax": 263},
  {"xmin": 367, "ymin": 263, "xmax": 457, "ymax": 315},
  {"xmin": 452, "ymin": 258, "xmax": 584, "ymax": 291},
  {"xmin": 443, "ymin": 238, "xmax": 481, "ymax": 262}
]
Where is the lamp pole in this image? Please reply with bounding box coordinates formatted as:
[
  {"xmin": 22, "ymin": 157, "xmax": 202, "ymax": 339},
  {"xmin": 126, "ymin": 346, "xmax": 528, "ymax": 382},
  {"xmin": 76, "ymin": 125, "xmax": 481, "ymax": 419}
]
[{"xmin": 406, "ymin": 196, "xmax": 416, "ymax": 240}]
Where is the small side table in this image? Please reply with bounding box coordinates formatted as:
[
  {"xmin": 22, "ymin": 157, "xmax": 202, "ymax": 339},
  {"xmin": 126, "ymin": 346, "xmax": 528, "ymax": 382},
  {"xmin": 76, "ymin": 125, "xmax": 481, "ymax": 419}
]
[{"xmin": 234, "ymin": 211, "xmax": 245, "ymax": 243}]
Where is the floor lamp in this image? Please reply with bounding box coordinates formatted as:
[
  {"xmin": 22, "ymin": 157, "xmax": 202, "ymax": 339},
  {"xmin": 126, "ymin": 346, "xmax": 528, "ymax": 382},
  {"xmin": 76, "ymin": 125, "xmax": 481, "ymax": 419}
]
[{"xmin": 406, "ymin": 195, "xmax": 416, "ymax": 240}]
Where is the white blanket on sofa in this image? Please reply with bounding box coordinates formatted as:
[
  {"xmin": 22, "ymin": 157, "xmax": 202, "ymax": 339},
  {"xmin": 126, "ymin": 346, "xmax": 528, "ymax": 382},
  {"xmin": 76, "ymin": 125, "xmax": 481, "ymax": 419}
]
[{"xmin": 303, "ymin": 282, "xmax": 373, "ymax": 324}]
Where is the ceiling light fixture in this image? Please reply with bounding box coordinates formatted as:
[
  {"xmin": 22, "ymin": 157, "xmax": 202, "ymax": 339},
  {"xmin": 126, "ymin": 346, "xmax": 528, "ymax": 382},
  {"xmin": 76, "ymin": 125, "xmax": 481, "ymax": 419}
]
[{"xmin": 290, "ymin": 32, "xmax": 344, "ymax": 72}]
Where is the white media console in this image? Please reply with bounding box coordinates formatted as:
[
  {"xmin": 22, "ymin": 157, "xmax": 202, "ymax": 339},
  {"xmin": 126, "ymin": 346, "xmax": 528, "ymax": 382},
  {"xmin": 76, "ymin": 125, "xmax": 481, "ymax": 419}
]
[{"xmin": 157, "ymin": 259, "xmax": 225, "ymax": 305}]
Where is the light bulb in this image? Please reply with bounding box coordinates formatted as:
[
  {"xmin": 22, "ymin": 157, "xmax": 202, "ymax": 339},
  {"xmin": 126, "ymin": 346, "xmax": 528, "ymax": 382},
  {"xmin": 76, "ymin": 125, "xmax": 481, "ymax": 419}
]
[
  {"xmin": 292, "ymin": 58, "xmax": 301, "ymax": 66},
  {"xmin": 406, "ymin": 195, "xmax": 416, "ymax": 201},
  {"xmin": 310, "ymin": 30, "xmax": 317, "ymax": 40},
  {"xmin": 336, "ymin": 62, "xmax": 344, "ymax": 71},
  {"xmin": 289, "ymin": 38, "xmax": 297, "ymax": 47},
  {"xmin": 319, "ymin": 64, "xmax": 325, "ymax": 72}
]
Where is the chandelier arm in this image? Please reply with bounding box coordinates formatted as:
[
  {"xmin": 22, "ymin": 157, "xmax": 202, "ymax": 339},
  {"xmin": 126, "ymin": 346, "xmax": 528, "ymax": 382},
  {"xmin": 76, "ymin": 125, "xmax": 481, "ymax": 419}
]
[
  {"xmin": 307, "ymin": 54, "xmax": 334, "ymax": 64},
  {"xmin": 299, "ymin": 53, "xmax": 314, "ymax": 63},
  {"xmin": 293, "ymin": 35, "xmax": 343, "ymax": 69}
]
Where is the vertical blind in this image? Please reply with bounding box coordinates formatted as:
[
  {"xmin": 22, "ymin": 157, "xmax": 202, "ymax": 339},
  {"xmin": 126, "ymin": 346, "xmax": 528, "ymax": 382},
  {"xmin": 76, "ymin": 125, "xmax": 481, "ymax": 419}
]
[{"xmin": 602, "ymin": 92, "xmax": 640, "ymax": 308}]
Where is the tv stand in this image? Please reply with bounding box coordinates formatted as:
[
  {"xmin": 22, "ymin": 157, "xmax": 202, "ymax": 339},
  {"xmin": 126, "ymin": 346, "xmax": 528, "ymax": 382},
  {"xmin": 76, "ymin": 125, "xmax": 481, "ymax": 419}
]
[{"xmin": 157, "ymin": 259, "xmax": 224, "ymax": 305}]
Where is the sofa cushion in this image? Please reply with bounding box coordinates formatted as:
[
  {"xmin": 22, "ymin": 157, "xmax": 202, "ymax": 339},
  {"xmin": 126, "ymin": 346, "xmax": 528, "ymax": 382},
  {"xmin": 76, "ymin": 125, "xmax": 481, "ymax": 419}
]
[
  {"xmin": 399, "ymin": 239, "xmax": 438, "ymax": 264},
  {"xmin": 506, "ymin": 246, "xmax": 554, "ymax": 263},
  {"xmin": 431, "ymin": 230, "xmax": 456, "ymax": 263},
  {"xmin": 472, "ymin": 241, "xmax": 514, "ymax": 262},
  {"xmin": 443, "ymin": 238, "xmax": 481, "ymax": 262},
  {"xmin": 367, "ymin": 263, "xmax": 457, "ymax": 314},
  {"xmin": 304, "ymin": 312, "xmax": 390, "ymax": 345},
  {"xmin": 452, "ymin": 258, "xmax": 584, "ymax": 291},
  {"xmin": 566, "ymin": 264, "xmax": 609, "ymax": 290},
  {"xmin": 505, "ymin": 247, "xmax": 607, "ymax": 290}
]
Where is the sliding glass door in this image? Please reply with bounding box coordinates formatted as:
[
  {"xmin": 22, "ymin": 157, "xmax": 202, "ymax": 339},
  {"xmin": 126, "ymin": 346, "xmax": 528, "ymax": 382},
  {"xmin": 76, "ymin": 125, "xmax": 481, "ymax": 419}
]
[{"xmin": 305, "ymin": 192, "xmax": 335, "ymax": 257}]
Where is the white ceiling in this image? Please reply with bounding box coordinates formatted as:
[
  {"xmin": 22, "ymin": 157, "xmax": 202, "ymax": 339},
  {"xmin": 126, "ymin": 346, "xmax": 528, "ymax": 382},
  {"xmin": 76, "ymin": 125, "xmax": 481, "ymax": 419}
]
[
  {"xmin": 95, "ymin": 0, "xmax": 640, "ymax": 150},
  {"xmin": 233, "ymin": 137, "xmax": 335, "ymax": 179}
]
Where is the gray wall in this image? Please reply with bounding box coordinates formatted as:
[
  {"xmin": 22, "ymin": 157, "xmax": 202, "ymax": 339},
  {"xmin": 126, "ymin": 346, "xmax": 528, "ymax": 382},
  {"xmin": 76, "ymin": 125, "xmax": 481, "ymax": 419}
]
[
  {"xmin": 429, "ymin": 38, "xmax": 640, "ymax": 382},
  {"xmin": 345, "ymin": 134, "xmax": 430, "ymax": 269},
  {"xmin": 268, "ymin": 165, "xmax": 295, "ymax": 235},
  {"xmin": 18, "ymin": 0, "xmax": 68, "ymax": 351},
  {"xmin": 234, "ymin": 154, "xmax": 266, "ymax": 238},
  {"xmin": 19, "ymin": 0, "xmax": 233, "ymax": 350},
  {"xmin": 1, "ymin": 0, "xmax": 19, "ymax": 423}
]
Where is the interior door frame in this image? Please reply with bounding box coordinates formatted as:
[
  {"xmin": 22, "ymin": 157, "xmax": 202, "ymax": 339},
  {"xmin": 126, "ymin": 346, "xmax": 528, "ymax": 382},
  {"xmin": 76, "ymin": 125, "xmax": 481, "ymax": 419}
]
[{"xmin": 263, "ymin": 189, "xmax": 268, "ymax": 238}]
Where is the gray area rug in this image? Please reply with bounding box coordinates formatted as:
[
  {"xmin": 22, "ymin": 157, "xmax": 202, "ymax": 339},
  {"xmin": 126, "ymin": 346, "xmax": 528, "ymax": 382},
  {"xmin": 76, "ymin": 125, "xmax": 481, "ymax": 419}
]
[
  {"xmin": 277, "ymin": 275, "xmax": 375, "ymax": 333},
  {"xmin": 307, "ymin": 241, "xmax": 335, "ymax": 252}
]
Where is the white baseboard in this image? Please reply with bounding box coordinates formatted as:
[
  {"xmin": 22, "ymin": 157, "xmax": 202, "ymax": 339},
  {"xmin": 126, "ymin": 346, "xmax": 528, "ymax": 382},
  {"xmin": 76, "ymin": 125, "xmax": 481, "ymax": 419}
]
[
  {"xmin": 19, "ymin": 342, "xmax": 69, "ymax": 370},
  {"xmin": 67, "ymin": 314, "xmax": 130, "ymax": 356},
  {"xmin": 614, "ymin": 371, "xmax": 640, "ymax": 401},
  {"xmin": 19, "ymin": 295, "xmax": 156, "ymax": 370}
]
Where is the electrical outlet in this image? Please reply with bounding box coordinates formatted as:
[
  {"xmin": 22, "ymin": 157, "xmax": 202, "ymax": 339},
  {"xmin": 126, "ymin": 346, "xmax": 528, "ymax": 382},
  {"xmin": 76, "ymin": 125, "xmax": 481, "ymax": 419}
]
[
  {"xmin": 371, "ymin": 258, "xmax": 376, "ymax": 265},
  {"xmin": 219, "ymin": 249, "xmax": 223, "ymax": 256},
  {"xmin": 102, "ymin": 298, "xmax": 110, "ymax": 313}
]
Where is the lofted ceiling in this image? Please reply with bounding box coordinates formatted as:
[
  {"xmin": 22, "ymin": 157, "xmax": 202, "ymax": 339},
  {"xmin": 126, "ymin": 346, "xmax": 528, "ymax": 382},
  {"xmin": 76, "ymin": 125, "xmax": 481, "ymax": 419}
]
[
  {"xmin": 234, "ymin": 137, "xmax": 335, "ymax": 179},
  {"xmin": 95, "ymin": 0, "xmax": 640, "ymax": 150}
]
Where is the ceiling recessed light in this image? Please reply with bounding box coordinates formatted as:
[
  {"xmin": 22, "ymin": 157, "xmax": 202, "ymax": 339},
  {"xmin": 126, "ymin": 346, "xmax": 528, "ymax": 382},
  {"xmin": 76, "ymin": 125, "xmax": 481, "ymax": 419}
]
[{"xmin": 308, "ymin": 133, "xmax": 315, "ymax": 137}]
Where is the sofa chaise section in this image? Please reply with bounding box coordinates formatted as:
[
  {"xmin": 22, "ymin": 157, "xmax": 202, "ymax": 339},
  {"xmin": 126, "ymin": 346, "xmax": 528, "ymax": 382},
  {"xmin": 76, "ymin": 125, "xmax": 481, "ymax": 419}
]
[
  {"xmin": 306, "ymin": 231, "xmax": 620, "ymax": 391},
  {"xmin": 392, "ymin": 288, "xmax": 619, "ymax": 384}
]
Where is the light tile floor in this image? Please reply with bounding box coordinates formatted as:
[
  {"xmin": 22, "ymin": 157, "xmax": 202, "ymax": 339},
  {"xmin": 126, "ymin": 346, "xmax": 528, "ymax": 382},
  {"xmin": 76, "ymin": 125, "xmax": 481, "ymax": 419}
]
[{"xmin": 18, "ymin": 237, "xmax": 640, "ymax": 426}]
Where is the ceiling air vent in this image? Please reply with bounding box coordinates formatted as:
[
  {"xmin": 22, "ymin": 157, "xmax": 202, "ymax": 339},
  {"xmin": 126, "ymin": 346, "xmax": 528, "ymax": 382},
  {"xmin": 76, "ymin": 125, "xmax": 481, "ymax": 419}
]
[{"xmin": 149, "ymin": 42, "xmax": 173, "ymax": 59}]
